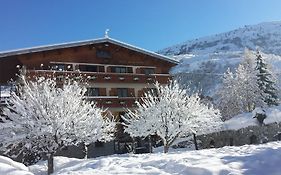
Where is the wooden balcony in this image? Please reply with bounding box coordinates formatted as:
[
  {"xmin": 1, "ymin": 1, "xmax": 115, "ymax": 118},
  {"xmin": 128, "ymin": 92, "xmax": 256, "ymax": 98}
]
[
  {"xmin": 26, "ymin": 70, "xmax": 171, "ymax": 84},
  {"xmin": 86, "ymin": 96, "xmax": 138, "ymax": 108}
]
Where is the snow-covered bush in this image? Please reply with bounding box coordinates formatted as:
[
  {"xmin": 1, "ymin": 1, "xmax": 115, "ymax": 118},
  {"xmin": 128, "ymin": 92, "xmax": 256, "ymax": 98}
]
[
  {"xmin": 0, "ymin": 75, "xmax": 116, "ymax": 174},
  {"xmin": 122, "ymin": 80, "xmax": 222, "ymax": 153}
]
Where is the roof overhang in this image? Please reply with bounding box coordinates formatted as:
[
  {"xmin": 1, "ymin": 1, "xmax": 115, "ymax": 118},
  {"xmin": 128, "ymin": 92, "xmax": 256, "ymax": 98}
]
[{"xmin": 0, "ymin": 37, "xmax": 179, "ymax": 64}]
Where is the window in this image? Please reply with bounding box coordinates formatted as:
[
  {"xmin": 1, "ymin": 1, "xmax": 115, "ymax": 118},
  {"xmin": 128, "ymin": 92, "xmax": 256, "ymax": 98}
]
[
  {"xmin": 111, "ymin": 67, "xmax": 133, "ymax": 73},
  {"xmin": 96, "ymin": 50, "xmax": 111, "ymax": 58},
  {"xmin": 117, "ymin": 88, "xmax": 128, "ymax": 97},
  {"xmin": 86, "ymin": 88, "xmax": 99, "ymax": 96},
  {"xmin": 79, "ymin": 65, "xmax": 98, "ymax": 72},
  {"xmin": 78, "ymin": 65, "xmax": 104, "ymax": 72},
  {"xmin": 143, "ymin": 68, "xmax": 155, "ymax": 75},
  {"xmin": 66, "ymin": 64, "xmax": 73, "ymax": 71},
  {"xmin": 51, "ymin": 64, "xmax": 65, "ymax": 71},
  {"xmin": 115, "ymin": 67, "xmax": 127, "ymax": 73}
]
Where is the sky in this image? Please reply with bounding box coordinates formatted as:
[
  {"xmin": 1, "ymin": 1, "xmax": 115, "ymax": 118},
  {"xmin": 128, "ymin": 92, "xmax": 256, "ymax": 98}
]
[{"xmin": 1, "ymin": 0, "xmax": 281, "ymax": 52}]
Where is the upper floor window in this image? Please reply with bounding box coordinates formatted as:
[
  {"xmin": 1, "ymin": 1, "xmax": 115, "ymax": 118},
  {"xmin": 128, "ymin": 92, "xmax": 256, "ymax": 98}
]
[
  {"xmin": 117, "ymin": 88, "xmax": 128, "ymax": 97},
  {"xmin": 79, "ymin": 65, "xmax": 105, "ymax": 72},
  {"xmin": 51, "ymin": 64, "xmax": 65, "ymax": 71},
  {"xmin": 111, "ymin": 67, "xmax": 133, "ymax": 73},
  {"xmin": 49, "ymin": 63, "xmax": 72, "ymax": 71},
  {"xmin": 143, "ymin": 68, "xmax": 155, "ymax": 75},
  {"xmin": 96, "ymin": 50, "xmax": 111, "ymax": 59},
  {"xmin": 66, "ymin": 64, "xmax": 73, "ymax": 71},
  {"xmin": 79, "ymin": 65, "xmax": 97, "ymax": 72},
  {"xmin": 86, "ymin": 88, "xmax": 99, "ymax": 96}
]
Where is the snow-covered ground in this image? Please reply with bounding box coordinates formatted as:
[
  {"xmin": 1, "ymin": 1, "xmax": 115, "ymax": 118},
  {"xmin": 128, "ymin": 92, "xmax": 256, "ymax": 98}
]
[
  {"xmin": 0, "ymin": 156, "xmax": 33, "ymax": 175},
  {"xmin": 0, "ymin": 141, "xmax": 272, "ymax": 175}
]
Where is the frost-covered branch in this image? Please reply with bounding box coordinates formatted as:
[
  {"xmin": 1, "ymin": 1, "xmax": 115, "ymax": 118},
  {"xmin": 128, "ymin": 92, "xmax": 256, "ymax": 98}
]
[
  {"xmin": 122, "ymin": 80, "xmax": 222, "ymax": 153},
  {"xmin": 0, "ymin": 75, "xmax": 115, "ymax": 173}
]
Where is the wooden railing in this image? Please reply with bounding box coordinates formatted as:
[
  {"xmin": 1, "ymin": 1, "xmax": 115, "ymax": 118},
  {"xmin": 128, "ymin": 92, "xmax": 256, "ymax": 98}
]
[
  {"xmin": 26, "ymin": 70, "xmax": 171, "ymax": 84},
  {"xmin": 86, "ymin": 96, "xmax": 138, "ymax": 108}
]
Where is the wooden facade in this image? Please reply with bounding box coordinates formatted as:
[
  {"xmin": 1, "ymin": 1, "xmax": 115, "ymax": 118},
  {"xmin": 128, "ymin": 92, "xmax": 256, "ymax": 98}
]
[{"xmin": 0, "ymin": 37, "xmax": 177, "ymax": 155}]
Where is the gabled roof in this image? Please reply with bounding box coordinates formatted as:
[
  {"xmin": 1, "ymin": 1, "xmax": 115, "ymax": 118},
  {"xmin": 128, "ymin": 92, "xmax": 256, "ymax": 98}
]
[{"xmin": 0, "ymin": 37, "xmax": 178, "ymax": 64}]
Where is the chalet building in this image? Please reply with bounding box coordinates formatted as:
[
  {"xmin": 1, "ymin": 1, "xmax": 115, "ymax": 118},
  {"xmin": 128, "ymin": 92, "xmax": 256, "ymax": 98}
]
[{"xmin": 0, "ymin": 37, "xmax": 178, "ymax": 158}]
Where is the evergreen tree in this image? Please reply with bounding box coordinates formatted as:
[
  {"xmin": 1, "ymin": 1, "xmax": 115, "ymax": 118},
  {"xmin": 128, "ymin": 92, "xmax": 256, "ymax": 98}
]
[
  {"xmin": 238, "ymin": 49, "xmax": 265, "ymax": 111},
  {"xmin": 217, "ymin": 49, "xmax": 265, "ymax": 120},
  {"xmin": 255, "ymin": 50, "xmax": 279, "ymax": 106}
]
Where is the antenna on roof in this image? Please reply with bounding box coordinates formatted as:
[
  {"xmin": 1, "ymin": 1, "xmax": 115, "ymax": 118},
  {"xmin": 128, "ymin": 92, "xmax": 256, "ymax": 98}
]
[{"xmin": 105, "ymin": 29, "xmax": 110, "ymax": 38}]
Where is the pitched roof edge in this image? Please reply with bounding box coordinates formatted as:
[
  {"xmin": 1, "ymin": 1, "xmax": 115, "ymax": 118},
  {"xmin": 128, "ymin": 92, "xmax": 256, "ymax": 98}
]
[{"xmin": 0, "ymin": 37, "xmax": 178, "ymax": 64}]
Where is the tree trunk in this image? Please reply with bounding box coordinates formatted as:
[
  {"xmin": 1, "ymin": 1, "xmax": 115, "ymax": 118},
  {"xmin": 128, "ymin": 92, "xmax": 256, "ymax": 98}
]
[
  {"xmin": 84, "ymin": 143, "xmax": 88, "ymax": 159},
  {"xmin": 163, "ymin": 143, "xmax": 169, "ymax": 153},
  {"xmin": 148, "ymin": 135, "xmax": 152, "ymax": 153},
  {"xmin": 193, "ymin": 133, "xmax": 198, "ymax": 150},
  {"xmin": 132, "ymin": 137, "xmax": 136, "ymax": 154},
  {"xmin": 47, "ymin": 153, "xmax": 54, "ymax": 175}
]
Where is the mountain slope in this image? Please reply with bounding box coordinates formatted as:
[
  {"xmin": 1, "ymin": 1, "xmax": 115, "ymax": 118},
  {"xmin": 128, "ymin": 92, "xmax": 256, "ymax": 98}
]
[
  {"xmin": 160, "ymin": 22, "xmax": 281, "ymax": 96},
  {"xmin": 160, "ymin": 21, "xmax": 281, "ymax": 56}
]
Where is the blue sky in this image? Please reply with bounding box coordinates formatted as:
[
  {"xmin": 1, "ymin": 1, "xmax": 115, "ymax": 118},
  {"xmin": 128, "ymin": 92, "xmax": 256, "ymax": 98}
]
[{"xmin": 1, "ymin": 0, "xmax": 281, "ymax": 52}]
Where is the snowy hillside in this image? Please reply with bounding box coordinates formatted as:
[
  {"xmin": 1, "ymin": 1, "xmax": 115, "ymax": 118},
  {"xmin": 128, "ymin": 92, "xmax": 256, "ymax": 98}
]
[
  {"xmin": 160, "ymin": 21, "xmax": 281, "ymax": 56},
  {"xmin": 160, "ymin": 22, "xmax": 281, "ymax": 96},
  {"xmin": 171, "ymin": 51, "xmax": 281, "ymax": 96},
  {"xmin": 25, "ymin": 141, "xmax": 281, "ymax": 175}
]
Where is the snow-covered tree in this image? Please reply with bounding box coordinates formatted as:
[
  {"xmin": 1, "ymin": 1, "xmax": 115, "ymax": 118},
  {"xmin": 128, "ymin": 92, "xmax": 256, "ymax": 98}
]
[
  {"xmin": 255, "ymin": 50, "xmax": 279, "ymax": 106},
  {"xmin": 122, "ymin": 80, "xmax": 222, "ymax": 153},
  {"xmin": 0, "ymin": 75, "xmax": 115, "ymax": 174},
  {"xmin": 216, "ymin": 68, "xmax": 241, "ymax": 119},
  {"xmin": 217, "ymin": 49, "xmax": 265, "ymax": 120}
]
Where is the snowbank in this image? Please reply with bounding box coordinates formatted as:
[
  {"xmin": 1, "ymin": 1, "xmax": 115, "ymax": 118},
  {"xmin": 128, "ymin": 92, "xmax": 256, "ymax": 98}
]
[
  {"xmin": 29, "ymin": 141, "xmax": 281, "ymax": 175},
  {"xmin": 0, "ymin": 156, "xmax": 33, "ymax": 175},
  {"xmin": 224, "ymin": 105, "xmax": 281, "ymax": 130}
]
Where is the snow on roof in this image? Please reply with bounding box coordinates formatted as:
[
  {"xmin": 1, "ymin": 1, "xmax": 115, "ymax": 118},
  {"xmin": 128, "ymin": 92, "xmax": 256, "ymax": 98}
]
[{"xmin": 0, "ymin": 37, "xmax": 178, "ymax": 64}]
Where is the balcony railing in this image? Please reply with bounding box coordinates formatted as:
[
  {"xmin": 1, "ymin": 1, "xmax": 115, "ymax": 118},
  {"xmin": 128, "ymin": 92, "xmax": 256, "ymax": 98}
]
[
  {"xmin": 86, "ymin": 96, "xmax": 138, "ymax": 108},
  {"xmin": 26, "ymin": 70, "xmax": 171, "ymax": 84}
]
